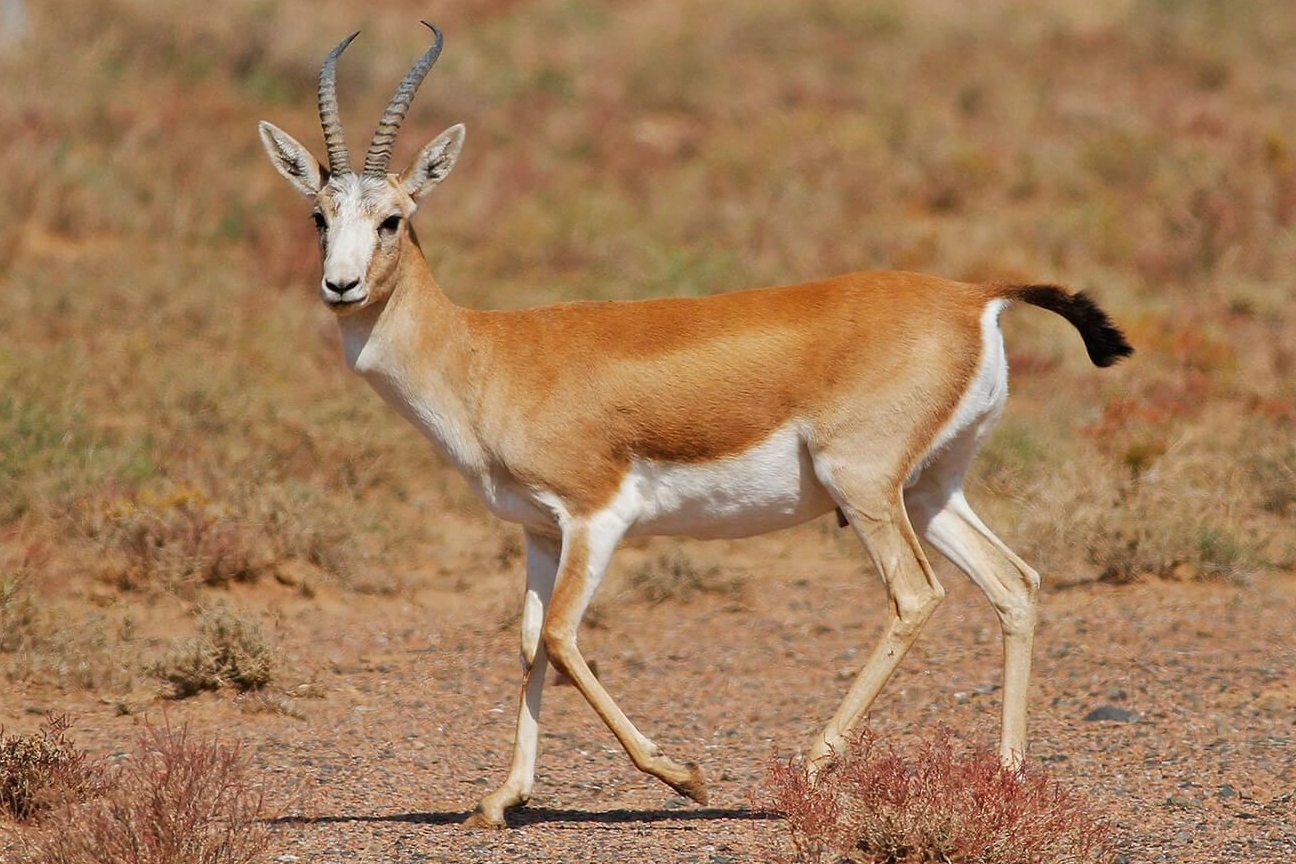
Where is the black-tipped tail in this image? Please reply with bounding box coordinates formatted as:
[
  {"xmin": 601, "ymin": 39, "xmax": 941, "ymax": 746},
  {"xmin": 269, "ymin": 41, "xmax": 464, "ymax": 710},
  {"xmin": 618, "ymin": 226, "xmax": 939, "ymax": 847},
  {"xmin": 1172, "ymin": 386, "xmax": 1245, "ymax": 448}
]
[{"xmin": 1000, "ymin": 284, "xmax": 1133, "ymax": 367}]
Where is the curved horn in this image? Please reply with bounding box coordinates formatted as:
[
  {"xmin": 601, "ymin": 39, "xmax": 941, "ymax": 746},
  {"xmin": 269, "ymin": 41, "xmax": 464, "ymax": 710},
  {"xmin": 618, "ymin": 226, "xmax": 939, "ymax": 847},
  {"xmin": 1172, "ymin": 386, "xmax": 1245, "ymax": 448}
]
[
  {"xmin": 363, "ymin": 21, "xmax": 444, "ymax": 176},
  {"xmin": 319, "ymin": 31, "xmax": 360, "ymax": 175}
]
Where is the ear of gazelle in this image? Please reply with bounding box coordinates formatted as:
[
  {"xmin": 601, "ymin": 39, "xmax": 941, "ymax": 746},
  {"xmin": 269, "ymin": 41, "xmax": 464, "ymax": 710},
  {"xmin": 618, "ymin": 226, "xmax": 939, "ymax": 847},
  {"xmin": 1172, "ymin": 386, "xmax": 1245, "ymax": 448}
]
[
  {"xmin": 399, "ymin": 124, "xmax": 465, "ymax": 199},
  {"xmin": 259, "ymin": 122, "xmax": 324, "ymax": 198}
]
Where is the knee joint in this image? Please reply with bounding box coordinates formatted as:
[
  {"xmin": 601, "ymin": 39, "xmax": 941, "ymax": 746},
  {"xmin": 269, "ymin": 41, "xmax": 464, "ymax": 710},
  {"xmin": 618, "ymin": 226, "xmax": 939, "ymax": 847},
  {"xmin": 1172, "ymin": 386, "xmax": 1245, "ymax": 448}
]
[
  {"xmin": 1022, "ymin": 566, "xmax": 1041, "ymax": 596},
  {"xmin": 894, "ymin": 581, "xmax": 944, "ymax": 638},
  {"xmin": 910, "ymin": 580, "xmax": 946, "ymax": 617},
  {"xmin": 541, "ymin": 622, "xmax": 575, "ymax": 665},
  {"xmin": 1000, "ymin": 604, "xmax": 1036, "ymax": 636},
  {"xmin": 998, "ymin": 594, "xmax": 1037, "ymax": 636},
  {"xmin": 999, "ymin": 566, "xmax": 1040, "ymax": 635}
]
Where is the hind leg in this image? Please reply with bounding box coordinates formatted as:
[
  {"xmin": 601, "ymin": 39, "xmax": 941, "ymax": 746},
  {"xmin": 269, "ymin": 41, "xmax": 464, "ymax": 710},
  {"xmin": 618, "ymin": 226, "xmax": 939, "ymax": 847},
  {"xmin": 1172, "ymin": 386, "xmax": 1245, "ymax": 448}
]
[
  {"xmin": 806, "ymin": 474, "xmax": 946, "ymax": 769},
  {"xmin": 906, "ymin": 437, "xmax": 1040, "ymax": 769}
]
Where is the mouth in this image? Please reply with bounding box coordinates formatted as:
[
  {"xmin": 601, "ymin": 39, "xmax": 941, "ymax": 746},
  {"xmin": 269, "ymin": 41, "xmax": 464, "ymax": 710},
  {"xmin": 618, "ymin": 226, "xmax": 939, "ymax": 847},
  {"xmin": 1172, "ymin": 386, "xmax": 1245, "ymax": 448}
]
[{"xmin": 322, "ymin": 291, "xmax": 367, "ymax": 311}]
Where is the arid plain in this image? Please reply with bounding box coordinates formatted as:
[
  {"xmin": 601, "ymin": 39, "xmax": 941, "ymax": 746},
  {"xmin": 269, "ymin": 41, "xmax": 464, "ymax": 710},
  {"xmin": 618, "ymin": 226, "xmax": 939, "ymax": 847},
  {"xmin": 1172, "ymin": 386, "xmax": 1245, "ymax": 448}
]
[{"xmin": 2, "ymin": 1, "xmax": 1294, "ymax": 861}]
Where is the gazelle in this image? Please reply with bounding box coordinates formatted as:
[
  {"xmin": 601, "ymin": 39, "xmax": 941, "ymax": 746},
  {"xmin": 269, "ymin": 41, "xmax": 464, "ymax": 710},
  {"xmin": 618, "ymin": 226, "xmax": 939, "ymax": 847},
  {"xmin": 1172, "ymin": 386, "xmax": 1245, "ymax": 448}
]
[{"xmin": 259, "ymin": 23, "xmax": 1132, "ymax": 828}]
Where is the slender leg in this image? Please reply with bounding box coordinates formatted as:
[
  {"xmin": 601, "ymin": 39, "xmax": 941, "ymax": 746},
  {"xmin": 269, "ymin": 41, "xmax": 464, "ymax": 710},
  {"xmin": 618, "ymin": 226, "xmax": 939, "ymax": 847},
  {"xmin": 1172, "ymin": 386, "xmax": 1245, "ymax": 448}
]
[
  {"xmin": 466, "ymin": 531, "xmax": 561, "ymax": 828},
  {"xmin": 806, "ymin": 489, "xmax": 946, "ymax": 770},
  {"xmin": 907, "ymin": 484, "xmax": 1040, "ymax": 769},
  {"xmin": 541, "ymin": 515, "xmax": 708, "ymax": 803}
]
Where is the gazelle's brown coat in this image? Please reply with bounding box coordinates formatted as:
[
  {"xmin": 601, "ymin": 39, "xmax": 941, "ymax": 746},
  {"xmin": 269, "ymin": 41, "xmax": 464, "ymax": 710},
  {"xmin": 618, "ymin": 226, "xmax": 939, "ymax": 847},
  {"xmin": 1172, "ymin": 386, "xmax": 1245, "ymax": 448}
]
[
  {"xmin": 461, "ymin": 271, "xmax": 986, "ymax": 515},
  {"xmin": 259, "ymin": 24, "xmax": 1133, "ymax": 829}
]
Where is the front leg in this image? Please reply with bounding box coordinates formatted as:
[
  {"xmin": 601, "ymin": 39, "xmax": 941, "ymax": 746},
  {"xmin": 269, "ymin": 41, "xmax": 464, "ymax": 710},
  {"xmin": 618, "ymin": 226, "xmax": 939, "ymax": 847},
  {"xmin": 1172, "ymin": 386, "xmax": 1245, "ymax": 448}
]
[
  {"xmin": 466, "ymin": 530, "xmax": 561, "ymax": 828},
  {"xmin": 540, "ymin": 516, "xmax": 708, "ymax": 805}
]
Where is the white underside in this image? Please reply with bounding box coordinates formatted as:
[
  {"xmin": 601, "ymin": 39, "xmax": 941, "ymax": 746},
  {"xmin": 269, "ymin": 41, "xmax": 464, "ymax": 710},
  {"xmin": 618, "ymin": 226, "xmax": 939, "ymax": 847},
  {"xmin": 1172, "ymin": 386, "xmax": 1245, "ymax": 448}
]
[
  {"xmin": 617, "ymin": 423, "xmax": 837, "ymax": 539},
  {"xmin": 466, "ymin": 423, "xmax": 835, "ymax": 539}
]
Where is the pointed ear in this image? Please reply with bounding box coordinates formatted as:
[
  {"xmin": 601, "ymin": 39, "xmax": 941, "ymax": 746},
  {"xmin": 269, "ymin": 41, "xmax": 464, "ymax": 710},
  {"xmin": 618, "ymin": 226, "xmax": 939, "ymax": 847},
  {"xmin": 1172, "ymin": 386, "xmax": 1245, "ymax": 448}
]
[
  {"xmin": 399, "ymin": 124, "xmax": 465, "ymax": 200},
  {"xmin": 259, "ymin": 121, "xmax": 325, "ymax": 197}
]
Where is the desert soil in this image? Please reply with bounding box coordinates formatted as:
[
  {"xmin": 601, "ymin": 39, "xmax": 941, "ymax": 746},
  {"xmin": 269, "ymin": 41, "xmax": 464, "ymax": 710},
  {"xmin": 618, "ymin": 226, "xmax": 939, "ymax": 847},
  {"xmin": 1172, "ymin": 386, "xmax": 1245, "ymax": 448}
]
[{"xmin": 3, "ymin": 515, "xmax": 1294, "ymax": 863}]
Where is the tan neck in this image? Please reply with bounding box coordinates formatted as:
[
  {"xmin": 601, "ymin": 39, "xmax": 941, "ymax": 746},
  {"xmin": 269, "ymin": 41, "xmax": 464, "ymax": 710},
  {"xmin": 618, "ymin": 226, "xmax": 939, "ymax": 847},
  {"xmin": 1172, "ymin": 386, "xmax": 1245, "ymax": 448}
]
[
  {"xmin": 337, "ymin": 242, "xmax": 489, "ymax": 474},
  {"xmin": 339, "ymin": 237, "xmax": 461, "ymax": 374}
]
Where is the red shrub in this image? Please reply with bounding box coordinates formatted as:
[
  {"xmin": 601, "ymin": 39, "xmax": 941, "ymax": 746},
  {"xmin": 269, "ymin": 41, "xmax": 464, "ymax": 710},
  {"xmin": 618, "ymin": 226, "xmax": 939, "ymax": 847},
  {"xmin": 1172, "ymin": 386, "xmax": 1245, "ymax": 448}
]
[
  {"xmin": 762, "ymin": 729, "xmax": 1111, "ymax": 864},
  {"xmin": 25, "ymin": 723, "xmax": 274, "ymax": 864}
]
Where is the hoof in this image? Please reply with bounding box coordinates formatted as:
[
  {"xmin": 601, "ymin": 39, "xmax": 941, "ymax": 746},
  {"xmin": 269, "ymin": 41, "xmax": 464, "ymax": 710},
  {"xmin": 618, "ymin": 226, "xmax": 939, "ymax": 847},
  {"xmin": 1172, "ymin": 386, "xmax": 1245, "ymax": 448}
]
[
  {"xmin": 463, "ymin": 807, "xmax": 507, "ymax": 830},
  {"xmin": 804, "ymin": 752, "xmax": 835, "ymax": 785},
  {"xmin": 666, "ymin": 761, "xmax": 709, "ymax": 805},
  {"xmin": 805, "ymin": 733, "xmax": 845, "ymax": 781}
]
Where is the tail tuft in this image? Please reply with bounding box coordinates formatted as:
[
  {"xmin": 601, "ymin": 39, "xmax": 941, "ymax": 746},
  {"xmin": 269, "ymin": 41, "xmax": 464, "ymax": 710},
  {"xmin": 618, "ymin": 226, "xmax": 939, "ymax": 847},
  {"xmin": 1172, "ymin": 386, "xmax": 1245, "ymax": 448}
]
[{"xmin": 1000, "ymin": 284, "xmax": 1133, "ymax": 367}]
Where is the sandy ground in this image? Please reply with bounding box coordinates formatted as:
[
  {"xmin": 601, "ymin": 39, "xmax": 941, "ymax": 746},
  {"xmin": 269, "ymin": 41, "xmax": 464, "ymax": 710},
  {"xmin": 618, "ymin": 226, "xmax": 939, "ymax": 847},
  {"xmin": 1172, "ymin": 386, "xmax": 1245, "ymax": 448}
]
[{"xmin": 3, "ymin": 517, "xmax": 1294, "ymax": 863}]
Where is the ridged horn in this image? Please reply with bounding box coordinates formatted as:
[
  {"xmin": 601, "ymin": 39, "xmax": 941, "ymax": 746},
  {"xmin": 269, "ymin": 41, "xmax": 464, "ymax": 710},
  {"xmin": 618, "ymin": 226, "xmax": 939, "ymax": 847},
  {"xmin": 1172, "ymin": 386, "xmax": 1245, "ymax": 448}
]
[
  {"xmin": 363, "ymin": 21, "xmax": 444, "ymax": 176},
  {"xmin": 318, "ymin": 31, "xmax": 360, "ymax": 175}
]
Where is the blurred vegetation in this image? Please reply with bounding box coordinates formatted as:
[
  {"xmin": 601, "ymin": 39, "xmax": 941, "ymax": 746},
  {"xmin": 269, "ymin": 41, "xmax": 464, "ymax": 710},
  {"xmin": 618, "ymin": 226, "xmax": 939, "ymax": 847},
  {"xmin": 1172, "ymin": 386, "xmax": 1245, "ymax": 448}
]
[
  {"xmin": 151, "ymin": 601, "xmax": 279, "ymax": 698},
  {"xmin": 1, "ymin": 0, "xmax": 1294, "ymax": 702}
]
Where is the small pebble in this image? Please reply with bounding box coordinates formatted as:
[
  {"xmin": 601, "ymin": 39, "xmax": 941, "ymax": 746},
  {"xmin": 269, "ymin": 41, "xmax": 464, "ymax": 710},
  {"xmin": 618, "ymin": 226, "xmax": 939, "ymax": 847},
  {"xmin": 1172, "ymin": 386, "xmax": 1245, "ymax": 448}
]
[
  {"xmin": 1166, "ymin": 794, "xmax": 1202, "ymax": 809},
  {"xmin": 1084, "ymin": 705, "xmax": 1139, "ymax": 723}
]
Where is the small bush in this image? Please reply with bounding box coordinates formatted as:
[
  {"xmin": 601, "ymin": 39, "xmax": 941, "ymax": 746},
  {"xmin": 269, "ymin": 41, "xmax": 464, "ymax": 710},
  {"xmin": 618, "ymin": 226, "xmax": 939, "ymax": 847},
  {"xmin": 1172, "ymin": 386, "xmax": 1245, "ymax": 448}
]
[
  {"xmin": 762, "ymin": 729, "xmax": 1111, "ymax": 864},
  {"xmin": 25, "ymin": 723, "xmax": 273, "ymax": 864},
  {"xmin": 0, "ymin": 716, "xmax": 106, "ymax": 824},
  {"xmin": 152, "ymin": 603, "xmax": 278, "ymax": 698}
]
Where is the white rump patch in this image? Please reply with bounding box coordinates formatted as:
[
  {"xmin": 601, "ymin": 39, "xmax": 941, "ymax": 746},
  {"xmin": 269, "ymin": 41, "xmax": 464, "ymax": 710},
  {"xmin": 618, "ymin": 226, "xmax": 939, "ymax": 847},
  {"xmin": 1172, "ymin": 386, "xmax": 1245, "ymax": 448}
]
[{"xmin": 907, "ymin": 299, "xmax": 1009, "ymax": 487}]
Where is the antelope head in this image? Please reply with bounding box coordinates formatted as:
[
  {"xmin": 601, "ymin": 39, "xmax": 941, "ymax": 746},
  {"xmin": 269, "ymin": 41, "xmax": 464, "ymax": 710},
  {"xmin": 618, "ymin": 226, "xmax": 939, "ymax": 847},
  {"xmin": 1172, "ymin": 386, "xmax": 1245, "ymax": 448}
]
[{"xmin": 258, "ymin": 23, "xmax": 464, "ymax": 313}]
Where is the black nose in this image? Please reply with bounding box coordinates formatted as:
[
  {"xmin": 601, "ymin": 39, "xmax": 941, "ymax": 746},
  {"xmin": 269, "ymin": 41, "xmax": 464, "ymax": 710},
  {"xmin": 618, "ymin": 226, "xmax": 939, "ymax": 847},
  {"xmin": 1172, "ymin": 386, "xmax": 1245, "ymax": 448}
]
[{"xmin": 325, "ymin": 278, "xmax": 360, "ymax": 295}]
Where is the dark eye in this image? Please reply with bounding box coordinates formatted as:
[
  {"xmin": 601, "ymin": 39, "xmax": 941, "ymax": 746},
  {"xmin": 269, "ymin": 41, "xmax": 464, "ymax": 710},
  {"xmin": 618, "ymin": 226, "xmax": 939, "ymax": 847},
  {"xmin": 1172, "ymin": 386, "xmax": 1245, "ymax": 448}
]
[
  {"xmin": 311, "ymin": 211, "xmax": 327, "ymax": 231},
  {"xmin": 378, "ymin": 214, "xmax": 402, "ymax": 235}
]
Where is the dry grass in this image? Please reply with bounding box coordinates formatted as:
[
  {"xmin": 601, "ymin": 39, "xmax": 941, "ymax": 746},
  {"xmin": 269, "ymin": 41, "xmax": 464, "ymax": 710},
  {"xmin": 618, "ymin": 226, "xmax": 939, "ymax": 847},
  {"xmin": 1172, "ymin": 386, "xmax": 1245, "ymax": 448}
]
[
  {"xmin": 20, "ymin": 723, "xmax": 275, "ymax": 864},
  {"xmin": 73, "ymin": 483, "xmax": 354, "ymax": 595},
  {"xmin": 762, "ymin": 729, "xmax": 1111, "ymax": 864},
  {"xmin": 978, "ymin": 407, "xmax": 1278, "ymax": 585},
  {"xmin": 0, "ymin": 574, "xmax": 136, "ymax": 693},
  {"xmin": 0, "ymin": 716, "xmax": 107, "ymax": 824},
  {"xmin": 0, "ymin": 575, "xmax": 40, "ymax": 655}
]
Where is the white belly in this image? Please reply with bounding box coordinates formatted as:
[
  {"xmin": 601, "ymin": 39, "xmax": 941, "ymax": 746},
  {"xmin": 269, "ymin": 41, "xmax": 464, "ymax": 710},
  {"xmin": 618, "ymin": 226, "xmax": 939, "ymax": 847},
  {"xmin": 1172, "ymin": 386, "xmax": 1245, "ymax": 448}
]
[{"xmin": 614, "ymin": 423, "xmax": 836, "ymax": 539}]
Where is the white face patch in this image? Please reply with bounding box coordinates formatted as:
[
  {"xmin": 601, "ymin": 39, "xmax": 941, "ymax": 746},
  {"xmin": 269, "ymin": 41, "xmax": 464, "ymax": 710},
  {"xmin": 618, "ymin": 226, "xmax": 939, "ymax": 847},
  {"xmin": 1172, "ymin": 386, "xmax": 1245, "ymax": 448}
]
[{"xmin": 318, "ymin": 174, "xmax": 407, "ymax": 305}]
